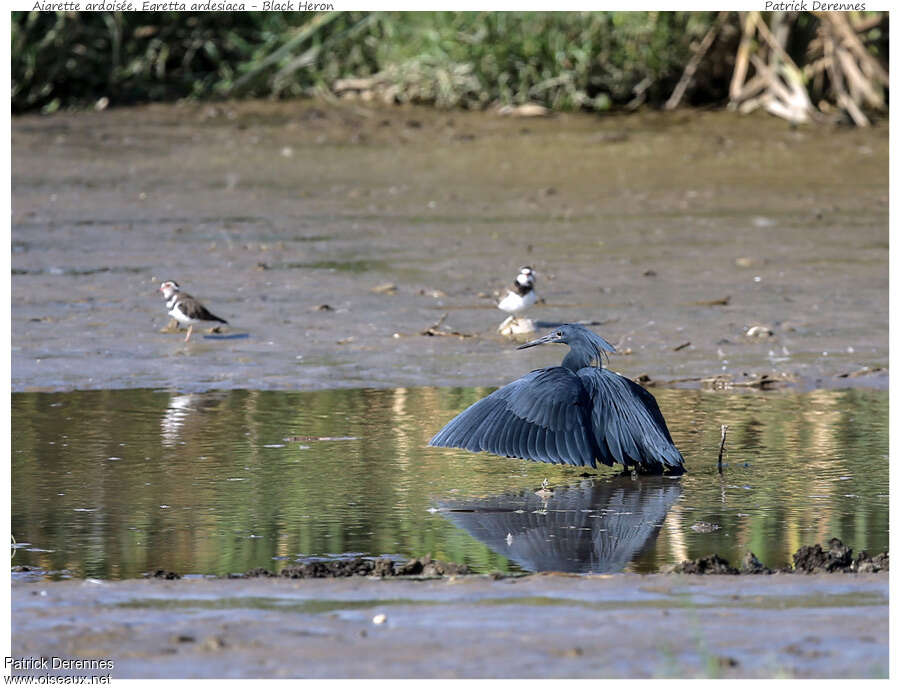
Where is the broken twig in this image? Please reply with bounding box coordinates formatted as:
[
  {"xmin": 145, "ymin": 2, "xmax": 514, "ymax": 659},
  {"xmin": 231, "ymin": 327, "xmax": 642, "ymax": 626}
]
[
  {"xmin": 419, "ymin": 313, "xmax": 476, "ymax": 339},
  {"xmin": 666, "ymin": 11, "xmax": 729, "ymax": 110},
  {"xmin": 717, "ymin": 424, "xmax": 728, "ymax": 474}
]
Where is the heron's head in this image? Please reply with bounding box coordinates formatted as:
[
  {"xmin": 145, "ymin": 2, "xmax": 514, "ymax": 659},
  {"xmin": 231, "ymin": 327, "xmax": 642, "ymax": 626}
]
[
  {"xmin": 517, "ymin": 324, "xmax": 616, "ymax": 365},
  {"xmin": 159, "ymin": 280, "xmax": 180, "ymax": 297}
]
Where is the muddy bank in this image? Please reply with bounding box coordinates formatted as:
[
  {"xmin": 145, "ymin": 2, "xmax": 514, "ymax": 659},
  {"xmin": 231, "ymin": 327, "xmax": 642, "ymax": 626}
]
[
  {"xmin": 11, "ymin": 102, "xmax": 887, "ymax": 393},
  {"xmin": 11, "ymin": 571, "xmax": 887, "ymax": 678},
  {"xmin": 125, "ymin": 539, "xmax": 884, "ymax": 581}
]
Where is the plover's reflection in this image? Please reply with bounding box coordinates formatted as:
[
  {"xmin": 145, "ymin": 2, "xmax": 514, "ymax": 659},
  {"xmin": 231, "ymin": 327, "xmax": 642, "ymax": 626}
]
[
  {"xmin": 437, "ymin": 476, "xmax": 682, "ymax": 573},
  {"xmin": 160, "ymin": 391, "xmax": 230, "ymax": 447}
]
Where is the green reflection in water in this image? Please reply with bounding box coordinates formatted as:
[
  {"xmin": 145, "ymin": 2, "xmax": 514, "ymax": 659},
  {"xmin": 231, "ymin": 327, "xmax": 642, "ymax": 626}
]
[{"xmin": 11, "ymin": 386, "xmax": 888, "ymax": 579}]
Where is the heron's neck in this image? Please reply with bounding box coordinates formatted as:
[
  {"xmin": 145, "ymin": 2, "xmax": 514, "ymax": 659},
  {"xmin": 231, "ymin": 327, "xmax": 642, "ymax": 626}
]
[{"xmin": 562, "ymin": 347, "xmax": 596, "ymax": 371}]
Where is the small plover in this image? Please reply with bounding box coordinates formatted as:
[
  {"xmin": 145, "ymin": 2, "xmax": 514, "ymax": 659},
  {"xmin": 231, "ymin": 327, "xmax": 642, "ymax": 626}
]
[
  {"xmin": 498, "ymin": 266, "xmax": 537, "ymax": 325},
  {"xmin": 159, "ymin": 280, "xmax": 228, "ymax": 342}
]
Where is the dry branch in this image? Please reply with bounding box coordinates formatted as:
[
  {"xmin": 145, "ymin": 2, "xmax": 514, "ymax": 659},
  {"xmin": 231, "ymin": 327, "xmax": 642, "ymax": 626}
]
[
  {"xmin": 728, "ymin": 10, "xmax": 886, "ymax": 127},
  {"xmin": 666, "ymin": 11, "xmax": 729, "ymax": 110}
]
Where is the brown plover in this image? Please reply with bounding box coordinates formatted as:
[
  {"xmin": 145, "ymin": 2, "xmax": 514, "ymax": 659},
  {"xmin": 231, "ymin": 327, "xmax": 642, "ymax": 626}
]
[{"xmin": 159, "ymin": 280, "xmax": 227, "ymax": 342}]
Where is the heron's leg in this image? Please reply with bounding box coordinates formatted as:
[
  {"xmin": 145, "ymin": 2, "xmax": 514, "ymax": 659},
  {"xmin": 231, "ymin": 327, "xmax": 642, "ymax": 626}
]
[{"xmin": 184, "ymin": 325, "xmax": 193, "ymax": 342}]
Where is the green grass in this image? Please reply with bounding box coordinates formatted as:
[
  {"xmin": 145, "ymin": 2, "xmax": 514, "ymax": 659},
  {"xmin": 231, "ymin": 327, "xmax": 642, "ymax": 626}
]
[{"xmin": 12, "ymin": 11, "xmax": 717, "ymax": 113}]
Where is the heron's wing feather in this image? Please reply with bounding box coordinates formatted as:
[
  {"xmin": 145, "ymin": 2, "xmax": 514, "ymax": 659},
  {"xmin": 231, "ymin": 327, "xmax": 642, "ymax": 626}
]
[
  {"xmin": 430, "ymin": 368, "xmax": 597, "ymax": 467},
  {"xmin": 577, "ymin": 368, "xmax": 685, "ymax": 473}
]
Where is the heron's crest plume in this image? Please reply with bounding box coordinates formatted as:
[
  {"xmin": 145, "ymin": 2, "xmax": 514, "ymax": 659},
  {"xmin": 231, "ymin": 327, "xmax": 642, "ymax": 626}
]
[{"xmin": 571, "ymin": 324, "xmax": 616, "ymax": 364}]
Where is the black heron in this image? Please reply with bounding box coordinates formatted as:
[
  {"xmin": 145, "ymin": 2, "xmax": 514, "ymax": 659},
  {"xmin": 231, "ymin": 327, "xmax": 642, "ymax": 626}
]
[{"xmin": 429, "ymin": 323, "xmax": 686, "ymax": 475}]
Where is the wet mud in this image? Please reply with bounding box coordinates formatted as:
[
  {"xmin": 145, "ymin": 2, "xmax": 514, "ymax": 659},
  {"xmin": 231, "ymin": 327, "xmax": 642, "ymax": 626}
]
[
  {"xmin": 11, "ymin": 571, "xmax": 888, "ymax": 678},
  {"xmin": 11, "ymin": 101, "xmax": 887, "ymax": 393}
]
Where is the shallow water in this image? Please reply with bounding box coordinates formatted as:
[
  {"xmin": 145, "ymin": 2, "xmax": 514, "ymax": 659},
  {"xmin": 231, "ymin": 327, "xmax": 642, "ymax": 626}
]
[{"xmin": 11, "ymin": 386, "xmax": 887, "ymax": 579}]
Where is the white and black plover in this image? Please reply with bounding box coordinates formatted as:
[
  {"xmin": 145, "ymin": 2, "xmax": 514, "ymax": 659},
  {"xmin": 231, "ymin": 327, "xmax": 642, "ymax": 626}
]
[
  {"xmin": 159, "ymin": 280, "xmax": 228, "ymax": 342},
  {"xmin": 498, "ymin": 266, "xmax": 537, "ymax": 324}
]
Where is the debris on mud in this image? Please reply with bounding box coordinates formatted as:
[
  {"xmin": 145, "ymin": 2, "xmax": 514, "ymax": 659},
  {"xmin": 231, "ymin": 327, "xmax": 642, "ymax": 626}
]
[
  {"xmin": 700, "ymin": 372, "xmax": 794, "ymax": 390},
  {"xmin": 667, "ymin": 539, "xmax": 888, "ymax": 575},
  {"xmin": 691, "ymin": 296, "xmax": 731, "ymax": 306},
  {"xmin": 837, "ymin": 366, "xmax": 885, "ymax": 378},
  {"xmin": 496, "ymin": 103, "xmax": 550, "ymax": 118},
  {"xmin": 419, "ymin": 313, "xmax": 476, "ymax": 339},
  {"xmin": 236, "ymin": 555, "xmax": 471, "ymax": 579},
  {"xmin": 745, "ymin": 325, "xmax": 775, "ymax": 338}
]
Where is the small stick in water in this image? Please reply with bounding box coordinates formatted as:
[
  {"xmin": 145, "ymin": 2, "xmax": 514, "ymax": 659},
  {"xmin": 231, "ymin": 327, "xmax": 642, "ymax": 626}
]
[{"xmin": 717, "ymin": 424, "xmax": 729, "ymax": 474}]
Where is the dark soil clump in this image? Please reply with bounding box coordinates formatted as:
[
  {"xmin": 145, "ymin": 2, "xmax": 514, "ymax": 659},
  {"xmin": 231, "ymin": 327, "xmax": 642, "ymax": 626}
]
[
  {"xmin": 245, "ymin": 555, "xmax": 470, "ymax": 579},
  {"xmin": 793, "ymin": 538, "xmax": 889, "ymax": 574},
  {"xmin": 853, "ymin": 551, "xmax": 889, "ymax": 573},
  {"xmin": 668, "ymin": 554, "xmax": 739, "ymax": 575},
  {"xmin": 148, "ymin": 569, "xmax": 181, "ymax": 580},
  {"xmin": 669, "ymin": 538, "xmax": 888, "ymax": 576}
]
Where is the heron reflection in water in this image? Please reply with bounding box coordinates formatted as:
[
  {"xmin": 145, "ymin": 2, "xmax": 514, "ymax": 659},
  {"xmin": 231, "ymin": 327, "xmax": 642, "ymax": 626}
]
[
  {"xmin": 430, "ymin": 324, "xmax": 685, "ymax": 475},
  {"xmin": 438, "ymin": 477, "xmax": 682, "ymax": 574}
]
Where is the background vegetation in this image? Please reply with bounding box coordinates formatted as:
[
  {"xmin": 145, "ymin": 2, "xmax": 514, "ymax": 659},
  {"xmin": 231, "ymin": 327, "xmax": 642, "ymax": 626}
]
[
  {"xmin": 12, "ymin": 11, "xmax": 732, "ymax": 113},
  {"xmin": 11, "ymin": 11, "xmax": 889, "ymax": 118}
]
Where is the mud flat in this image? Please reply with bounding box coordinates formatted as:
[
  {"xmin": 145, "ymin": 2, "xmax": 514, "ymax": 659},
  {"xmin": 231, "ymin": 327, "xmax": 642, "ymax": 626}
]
[
  {"xmin": 11, "ymin": 102, "xmax": 887, "ymax": 393},
  {"xmin": 11, "ymin": 572, "xmax": 887, "ymax": 678}
]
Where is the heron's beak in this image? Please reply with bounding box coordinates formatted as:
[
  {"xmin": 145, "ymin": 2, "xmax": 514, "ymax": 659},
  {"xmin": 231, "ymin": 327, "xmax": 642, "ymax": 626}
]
[{"xmin": 516, "ymin": 333, "xmax": 558, "ymax": 350}]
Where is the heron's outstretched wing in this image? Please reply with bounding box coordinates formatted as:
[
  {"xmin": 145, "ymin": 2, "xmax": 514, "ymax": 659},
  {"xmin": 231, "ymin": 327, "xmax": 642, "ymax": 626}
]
[
  {"xmin": 429, "ymin": 367, "xmax": 602, "ymax": 467},
  {"xmin": 577, "ymin": 368, "xmax": 685, "ymax": 473}
]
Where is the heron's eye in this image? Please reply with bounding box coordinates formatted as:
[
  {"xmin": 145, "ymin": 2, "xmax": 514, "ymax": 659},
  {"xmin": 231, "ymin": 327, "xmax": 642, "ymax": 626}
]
[{"xmin": 556, "ymin": 331, "xmax": 562, "ymax": 337}]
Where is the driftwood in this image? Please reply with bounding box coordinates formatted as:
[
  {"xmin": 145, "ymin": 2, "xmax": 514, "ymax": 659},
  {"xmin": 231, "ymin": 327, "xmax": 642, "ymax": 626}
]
[
  {"xmin": 419, "ymin": 313, "xmax": 476, "ymax": 339},
  {"xmin": 716, "ymin": 11, "xmax": 888, "ymax": 127},
  {"xmin": 729, "ymin": 12, "xmax": 818, "ymax": 124},
  {"xmin": 666, "ymin": 11, "xmax": 730, "ymax": 110}
]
